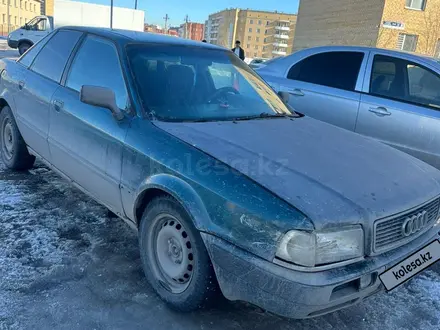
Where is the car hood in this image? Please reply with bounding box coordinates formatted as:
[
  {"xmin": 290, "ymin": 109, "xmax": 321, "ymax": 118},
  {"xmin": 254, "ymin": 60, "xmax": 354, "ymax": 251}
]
[{"xmin": 154, "ymin": 117, "xmax": 440, "ymax": 229}]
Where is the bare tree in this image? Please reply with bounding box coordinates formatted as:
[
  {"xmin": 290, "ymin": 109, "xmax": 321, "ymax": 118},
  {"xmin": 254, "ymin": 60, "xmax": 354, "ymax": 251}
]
[{"xmin": 421, "ymin": 9, "xmax": 440, "ymax": 56}]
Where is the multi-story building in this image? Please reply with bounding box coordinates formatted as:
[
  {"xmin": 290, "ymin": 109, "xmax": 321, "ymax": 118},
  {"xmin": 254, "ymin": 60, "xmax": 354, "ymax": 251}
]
[
  {"xmin": 293, "ymin": 0, "xmax": 440, "ymax": 57},
  {"xmin": 179, "ymin": 22, "xmax": 204, "ymax": 41},
  {"xmin": 0, "ymin": 0, "xmax": 42, "ymax": 35},
  {"xmin": 205, "ymin": 8, "xmax": 297, "ymax": 59}
]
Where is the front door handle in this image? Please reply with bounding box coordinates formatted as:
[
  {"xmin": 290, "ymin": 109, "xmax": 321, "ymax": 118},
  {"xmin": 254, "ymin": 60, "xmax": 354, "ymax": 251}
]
[
  {"xmin": 368, "ymin": 106, "xmax": 391, "ymax": 116},
  {"xmin": 18, "ymin": 81, "xmax": 25, "ymax": 90},
  {"xmin": 288, "ymin": 88, "xmax": 305, "ymax": 97},
  {"xmin": 53, "ymin": 99, "xmax": 64, "ymax": 112}
]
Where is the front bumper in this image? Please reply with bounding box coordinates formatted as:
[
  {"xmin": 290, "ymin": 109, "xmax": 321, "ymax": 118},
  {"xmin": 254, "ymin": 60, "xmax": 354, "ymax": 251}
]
[
  {"xmin": 7, "ymin": 39, "xmax": 18, "ymax": 49},
  {"xmin": 202, "ymin": 227, "xmax": 440, "ymax": 319}
]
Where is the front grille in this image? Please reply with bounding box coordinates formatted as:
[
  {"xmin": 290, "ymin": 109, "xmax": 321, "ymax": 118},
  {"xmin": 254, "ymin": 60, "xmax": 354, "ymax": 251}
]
[{"xmin": 373, "ymin": 198, "xmax": 440, "ymax": 252}]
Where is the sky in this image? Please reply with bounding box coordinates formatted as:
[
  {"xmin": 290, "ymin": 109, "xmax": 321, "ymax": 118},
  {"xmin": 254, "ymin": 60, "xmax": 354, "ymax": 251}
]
[{"xmin": 80, "ymin": 0, "xmax": 300, "ymax": 27}]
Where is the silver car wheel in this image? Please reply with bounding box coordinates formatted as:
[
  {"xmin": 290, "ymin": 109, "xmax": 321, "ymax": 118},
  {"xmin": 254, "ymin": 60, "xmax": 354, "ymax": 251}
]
[
  {"xmin": 2, "ymin": 118, "xmax": 14, "ymax": 160},
  {"xmin": 150, "ymin": 213, "xmax": 194, "ymax": 294}
]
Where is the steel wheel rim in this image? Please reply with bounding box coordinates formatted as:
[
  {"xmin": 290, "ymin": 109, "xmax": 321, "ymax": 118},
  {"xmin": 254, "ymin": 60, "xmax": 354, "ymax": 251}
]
[
  {"xmin": 1, "ymin": 118, "xmax": 14, "ymax": 160},
  {"xmin": 150, "ymin": 213, "xmax": 194, "ymax": 294}
]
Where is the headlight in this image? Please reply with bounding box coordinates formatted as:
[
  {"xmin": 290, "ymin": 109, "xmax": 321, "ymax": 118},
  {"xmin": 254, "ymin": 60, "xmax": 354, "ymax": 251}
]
[{"xmin": 276, "ymin": 226, "xmax": 364, "ymax": 267}]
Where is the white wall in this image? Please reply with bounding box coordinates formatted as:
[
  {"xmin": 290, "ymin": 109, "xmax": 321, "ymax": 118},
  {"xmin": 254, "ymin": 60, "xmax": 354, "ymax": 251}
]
[{"xmin": 54, "ymin": 0, "xmax": 144, "ymax": 31}]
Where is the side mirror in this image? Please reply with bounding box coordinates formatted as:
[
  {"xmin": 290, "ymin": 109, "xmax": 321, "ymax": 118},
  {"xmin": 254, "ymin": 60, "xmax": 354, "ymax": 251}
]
[
  {"xmin": 80, "ymin": 85, "xmax": 124, "ymax": 121},
  {"xmin": 278, "ymin": 91, "xmax": 290, "ymax": 104}
]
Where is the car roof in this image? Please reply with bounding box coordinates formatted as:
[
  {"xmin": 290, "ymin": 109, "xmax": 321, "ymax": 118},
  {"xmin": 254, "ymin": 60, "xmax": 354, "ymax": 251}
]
[
  {"xmin": 301, "ymin": 45, "xmax": 440, "ymax": 65},
  {"xmin": 258, "ymin": 45, "xmax": 440, "ymax": 75},
  {"xmin": 59, "ymin": 26, "xmax": 225, "ymax": 51}
]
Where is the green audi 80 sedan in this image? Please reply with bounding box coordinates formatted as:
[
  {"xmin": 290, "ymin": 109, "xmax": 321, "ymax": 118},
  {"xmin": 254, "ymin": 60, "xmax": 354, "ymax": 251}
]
[{"xmin": 1, "ymin": 27, "xmax": 440, "ymax": 319}]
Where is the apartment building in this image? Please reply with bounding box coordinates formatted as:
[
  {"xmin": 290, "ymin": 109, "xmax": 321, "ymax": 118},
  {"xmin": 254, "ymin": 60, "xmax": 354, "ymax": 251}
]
[
  {"xmin": 205, "ymin": 8, "xmax": 297, "ymax": 59},
  {"xmin": 293, "ymin": 0, "xmax": 440, "ymax": 57},
  {"xmin": 179, "ymin": 22, "xmax": 204, "ymax": 41},
  {"xmin": 0, "ymin": 0, "xmax": 41, "ymax": 35}
]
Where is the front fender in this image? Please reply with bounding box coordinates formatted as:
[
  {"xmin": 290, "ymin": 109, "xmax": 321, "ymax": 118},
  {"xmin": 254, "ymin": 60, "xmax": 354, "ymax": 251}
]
[
  {"xmin": 133, "ymin": 173, "xmax": 211, "ymax": 231},
  {"xmin": 0, "ymin": 88, "xmax": 17, "ymax": 115}
]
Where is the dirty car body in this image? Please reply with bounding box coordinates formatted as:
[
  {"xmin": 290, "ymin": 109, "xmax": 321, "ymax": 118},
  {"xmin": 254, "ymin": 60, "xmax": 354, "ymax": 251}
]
[{"xmin": 1, "ymin": 27, "xmax": 440, "ymax": 319}]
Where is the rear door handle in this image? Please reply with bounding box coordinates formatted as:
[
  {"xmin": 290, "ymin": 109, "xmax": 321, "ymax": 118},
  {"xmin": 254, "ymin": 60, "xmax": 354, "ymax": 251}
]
[
  {"xmin": 369, "ymin": 106, "xmax": 391, "ymax": 116},
  {"xmin": 18, "ymin": 81, "xmax": 25, "ymax": 90},
  {"xmin": 53, "ymin": 99, "xmax": 64, "ymax": 112}
]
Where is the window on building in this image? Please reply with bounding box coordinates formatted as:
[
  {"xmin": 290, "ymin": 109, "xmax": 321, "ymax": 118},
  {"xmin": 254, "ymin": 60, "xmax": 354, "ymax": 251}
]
[
  {"xmin": 254, "ymin": 52, "xmax": 257, "ymax": 57},
  {"xmin": 2, "ymin": 0, "xmax": 5, "ymax": 5},
  {"xmin": 34, "ymin": 4, "xmax": 36, "ymax": 12},
  {"xmin": 247, "ymin": 36, "xmax": 251, "ymax": 41},
  {"xmin": 258, "ymin": 20, "xmax": 262, "ymax": 25},
  {"xmin": 287, "ymin": 51, "xmax": 365, "ymax": 91},
  {"xmin": 14, "ymin": 16, "xmax": 17, "ymax": 25},
  {"xmin": 265, "ymin": 29, "xmax": 268, "ymax": 35},
  {"xmin": 397, "ymin": 33, "xmax": 418, "ymax": 52},
  {"xmin": 266, "ymin": 21, "xmax": 270, "ymax": 25},
  {"xmin": 14, "ymin": 0, "xmax": 17, "ymax": 7},
  {"xmin": 405, "ymin": 0, "xmax": 426, "ymax": 10},
  {"xmin": 246, "ymin": 44, "xmax": 250, "ymax": 49},
  {"xmin": 256, "ymin": 28, "xmax": 261, "ymax": 33},
  {"xmin": 25, "ymin": 1, "xmax": 27, "ymax": 10},
  {"xmin": 370, "ymin": 55, "xmax": 440, "ymax": 109},
  {"xmin": 250, "ymin": 19, "xmax": 253, "ymax": 24},
  {"xmin": 20, "ymin": 17, "xmax": 22, "ymax": 25},
  {"xmin": 264, "ymin": 37, "xmax": 267, "ymax": 42},
  {"xmin": 256, "ymin": 37, "xmax": 260, "ymax": 42},
  {"xmin": 248, "ymin": 28, "xmax": 252, "ymax": 33},
  {"xmin": 2, "ymin": 14, "xmax": 5, "ymax": 23},
  {"xmin": 263, "ymin": 46, "xmax": 267, "ymax": 51},
  {"xmin": 255, "ymin": 45, "xmax": 258, "ymax": 50},
  {"xmin": 31, "ymin": 30, "xmax": 83, "ymax": 83}
]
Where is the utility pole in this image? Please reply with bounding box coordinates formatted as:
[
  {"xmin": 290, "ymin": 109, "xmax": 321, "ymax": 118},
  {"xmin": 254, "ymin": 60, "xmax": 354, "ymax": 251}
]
[
  {"xmin": 163, "ymin": 14, "xmax": 169, "ymax": 34},
  {"xmin": 7, "ymin": 0, "xmax": 10, "ymax": 34},
  {"xmin": 184, "ymin": 15, "xmax": 189, "ymax": 39},
  {"xmin": 110, "ymin": 0, "xmax": 114, "ymax": 29},
  {"xmin": 135, "ymin": 0, "xmax": 138, "ymax": 9}
]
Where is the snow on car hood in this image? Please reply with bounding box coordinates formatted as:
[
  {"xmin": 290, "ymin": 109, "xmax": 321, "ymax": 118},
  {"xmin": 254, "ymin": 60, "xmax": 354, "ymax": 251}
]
[{"xmin": 154, "ymin": 117, "xmax": 440, "ymax": 229}]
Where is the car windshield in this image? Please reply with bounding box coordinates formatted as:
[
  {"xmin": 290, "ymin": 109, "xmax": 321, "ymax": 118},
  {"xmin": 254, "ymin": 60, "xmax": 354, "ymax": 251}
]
[{"xmin": 127, "ymin": 44, "xmax": 292, "ymax": 122}]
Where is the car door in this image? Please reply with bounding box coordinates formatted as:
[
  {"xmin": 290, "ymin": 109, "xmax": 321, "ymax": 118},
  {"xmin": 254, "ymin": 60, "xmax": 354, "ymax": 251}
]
[
  {"xmin": 48, "ymin": 34, "xmax": 131, "ymax": 214},
  {"xmin": 356, "ymin": 52, "xmax": 440, "ymax": 169},
  {"xmin": 13, "ymin": 30, "xmax": 83, "ymax": 161},
  {"xmin": 277, "ymin": 51, "xmax": 368, "ymax": 131}
]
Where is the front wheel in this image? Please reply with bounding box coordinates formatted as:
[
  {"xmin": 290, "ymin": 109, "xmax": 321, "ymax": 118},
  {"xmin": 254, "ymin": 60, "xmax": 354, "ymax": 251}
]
[
  {"xmin": 0, "ymin": 106, "xmax": 35, "ymax": 170},
  {"xmin": 18, "ymin": 42, "xmax": 31, "ymax": 55},
  {"xmin": 139, "ymin": 196, "xmax": 219, "ymax": 312}
]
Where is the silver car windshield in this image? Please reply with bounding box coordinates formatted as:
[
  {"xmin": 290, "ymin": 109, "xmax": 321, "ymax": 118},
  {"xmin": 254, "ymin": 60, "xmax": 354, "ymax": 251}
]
[{"xmin": 127, "ymin": 44, "xmax": 292, "ymax": 122}]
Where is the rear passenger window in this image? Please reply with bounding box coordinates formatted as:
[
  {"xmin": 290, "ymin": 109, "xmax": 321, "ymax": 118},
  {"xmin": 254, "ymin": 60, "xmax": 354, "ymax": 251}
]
[
  {"xmin": 287, "ymin": 52, "xmax": 364, "ymax": 91},
  {"xmin": 31, "ymin": 30, "xmax": 82, "ymax": 83},
  {"xmin": 370, "ymin": 55, "xmax": 440, "ymax": 109},
  {"xmin": 18, "ymin": 33, "xmax": 52, "ymax": 68}
]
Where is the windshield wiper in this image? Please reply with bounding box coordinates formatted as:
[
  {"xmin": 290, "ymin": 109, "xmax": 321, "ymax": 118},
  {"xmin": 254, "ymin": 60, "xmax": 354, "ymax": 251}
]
[{"xmin": 232, "ymin": 112, "xmax": 299, "ymax": 121}]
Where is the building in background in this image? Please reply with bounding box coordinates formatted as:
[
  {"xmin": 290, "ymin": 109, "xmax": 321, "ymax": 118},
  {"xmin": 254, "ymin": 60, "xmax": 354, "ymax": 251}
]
[
  {"xmin": 144, "ymin": 24, "xmax": 179, "ymax": 36},
  {"xmin": 0, "ymin": 0, "xmax": 42, "ymax": 35},
  {"xmin": 293, "ymin": 0, "xmax": 440, "ymax": 58},
  {"xmin": 39, "ymin": 0, "xmax": 53, "ymax": 15},
  {"xmin": 205, "ymin": 8, "xmax": 297, "ymax": 59},
  {"xmin": 178, "ymin": 22, "xmax": 204, "ymax": 40}
]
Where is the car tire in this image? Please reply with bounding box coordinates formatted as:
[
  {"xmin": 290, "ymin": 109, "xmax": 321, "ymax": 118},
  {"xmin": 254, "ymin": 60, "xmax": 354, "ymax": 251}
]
[
  {"xmin": 139, "ymin": 195, "xmax": 220, "ymax": 312},
  {"xmin": 0, "ymin": 106, "xmax": 35, "ymax": 170},
  {"xmin": 18, "ymin": 42, "xmax": 31, "ymax": 55}
]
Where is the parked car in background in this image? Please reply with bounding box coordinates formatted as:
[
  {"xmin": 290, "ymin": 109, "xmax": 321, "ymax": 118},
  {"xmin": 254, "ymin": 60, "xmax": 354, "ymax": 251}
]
[
  {"xmin": 258, "ymin": 46, "xmax": 440, "ymax": 170},
  {"xmin": 1, "ymin": 29, "xmax": 440, "ymax": 319},
  {"xmin": 7, "ymin": 0, "xmax": 144, "ymax": 54},
  {"xmin": 248, "ymin": 58, "xmax": 269, "ymax": 69}
]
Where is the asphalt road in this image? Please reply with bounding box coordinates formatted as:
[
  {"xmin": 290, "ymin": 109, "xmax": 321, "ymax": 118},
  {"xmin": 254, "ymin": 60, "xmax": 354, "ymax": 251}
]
[{"xmin": 0, "ymin": 49, "xmax": 440, "ymax": 330}]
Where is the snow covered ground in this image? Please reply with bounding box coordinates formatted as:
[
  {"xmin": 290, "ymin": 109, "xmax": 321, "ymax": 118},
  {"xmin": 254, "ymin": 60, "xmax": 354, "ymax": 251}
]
[{"xmin": 0, "ymin": 50, "xmax": 439, "ymax": 330}]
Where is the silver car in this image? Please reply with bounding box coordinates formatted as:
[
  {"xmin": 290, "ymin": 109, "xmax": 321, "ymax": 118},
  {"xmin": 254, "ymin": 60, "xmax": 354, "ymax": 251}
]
[{"xmin": 257, "ymin": 46, "xmax": 440, "ymax": 169}]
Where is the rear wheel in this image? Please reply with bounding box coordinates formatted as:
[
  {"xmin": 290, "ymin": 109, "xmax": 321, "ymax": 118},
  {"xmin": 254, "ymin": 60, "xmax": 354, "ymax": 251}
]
[
  {"xmin": 139, "ymin": 195, "xmax": 219, "ymax": 311},
  {"xmin": 0, "ymin": 106, "xmax": 35, "ymax": 170},
  {"xmin": 18, "ymin": 42, "xmax": 31, "ymax": 55}
]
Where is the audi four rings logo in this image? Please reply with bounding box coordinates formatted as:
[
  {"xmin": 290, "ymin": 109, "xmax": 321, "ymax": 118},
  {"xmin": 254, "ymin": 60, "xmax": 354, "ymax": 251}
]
[{"xmin": 402, "ymin": 211, "xmax": 428, "ymax": 237}]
